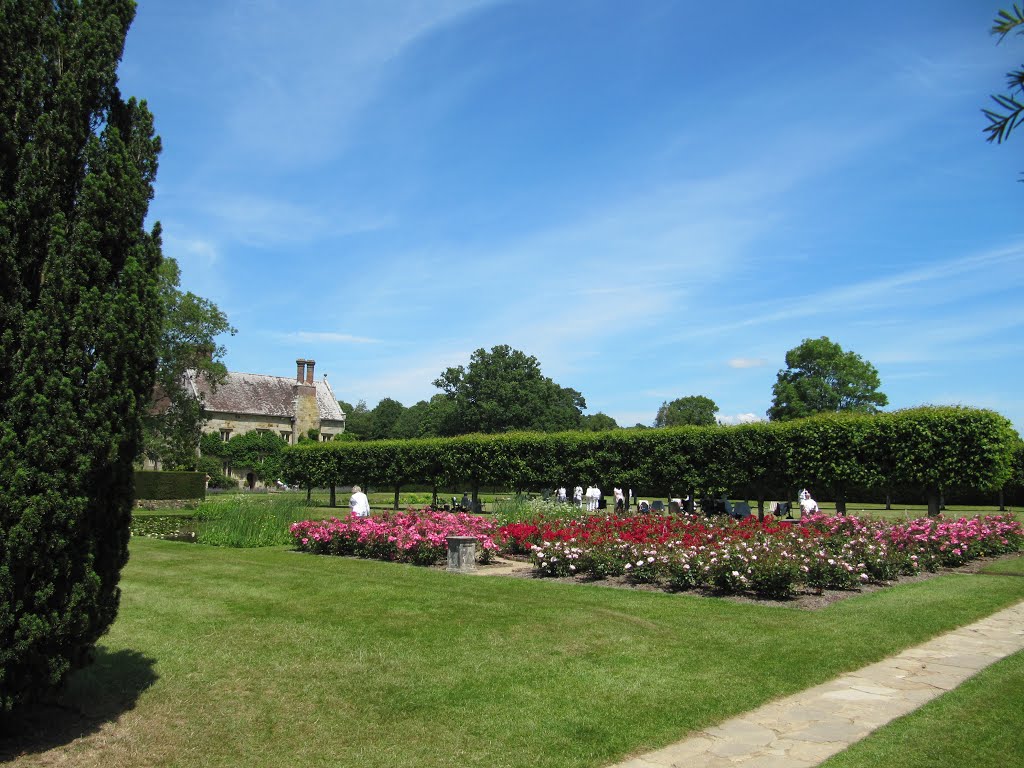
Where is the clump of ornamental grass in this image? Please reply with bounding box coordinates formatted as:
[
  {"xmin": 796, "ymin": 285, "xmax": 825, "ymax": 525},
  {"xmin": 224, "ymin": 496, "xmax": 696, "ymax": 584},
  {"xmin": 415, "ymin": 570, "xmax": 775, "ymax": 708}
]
[{"xmin": 197, "ymin": 494, "xmax": 312, "ymax": 547}]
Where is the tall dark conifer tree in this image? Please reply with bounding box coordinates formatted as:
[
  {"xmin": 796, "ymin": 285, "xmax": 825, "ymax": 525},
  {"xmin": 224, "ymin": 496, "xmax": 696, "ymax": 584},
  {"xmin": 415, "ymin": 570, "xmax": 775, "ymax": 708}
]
[{"xmin": 0, "ymin": 0, "xmax": 162, "ymax": 711}]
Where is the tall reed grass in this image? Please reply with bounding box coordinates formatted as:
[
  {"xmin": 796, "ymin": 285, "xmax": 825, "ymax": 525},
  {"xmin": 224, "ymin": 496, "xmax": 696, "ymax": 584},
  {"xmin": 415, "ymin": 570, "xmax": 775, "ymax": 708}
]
[
  {"xmin": 491, "ymin": 495, "xmax": 585, "ymax": 526},
  {"xmin": 196, "ymin": 493, "xmax": 314, "ymax": 547}
]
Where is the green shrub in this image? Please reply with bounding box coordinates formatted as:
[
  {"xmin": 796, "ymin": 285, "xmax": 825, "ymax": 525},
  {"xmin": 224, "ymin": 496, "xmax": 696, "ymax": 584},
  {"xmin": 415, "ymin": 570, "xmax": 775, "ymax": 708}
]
[
  {"xmin": 282, "ymin": 408, "xmax": 1018, "ymax": 512},
  {"xmin": 195, "ymin": 455, "xmax": 237, "ymax": 489},
  {"xmin": 135, "ymin": 471, "xmax": 206, "ymax": 500}
]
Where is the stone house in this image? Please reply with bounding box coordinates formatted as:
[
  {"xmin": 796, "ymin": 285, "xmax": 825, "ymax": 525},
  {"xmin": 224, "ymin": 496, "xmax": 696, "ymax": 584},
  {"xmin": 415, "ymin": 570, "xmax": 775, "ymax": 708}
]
[{"xmin": 189, "ymin": 358, "xmax": 346, "ymax": 487}]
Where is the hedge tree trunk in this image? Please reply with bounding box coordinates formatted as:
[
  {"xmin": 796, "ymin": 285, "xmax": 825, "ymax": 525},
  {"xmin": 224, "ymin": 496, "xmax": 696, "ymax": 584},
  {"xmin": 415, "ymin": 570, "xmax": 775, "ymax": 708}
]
[
  {"xmin": 835, "ymin": 488, "xmax": 847, "ymax": 516},
  {"xmin": 0, "ymin": 1, "xmax": 162, "ymax": 713}
]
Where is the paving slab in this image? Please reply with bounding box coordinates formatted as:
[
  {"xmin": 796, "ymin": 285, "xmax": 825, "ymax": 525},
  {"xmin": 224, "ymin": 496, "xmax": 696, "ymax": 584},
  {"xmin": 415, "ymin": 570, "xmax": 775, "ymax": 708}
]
[{"xmin": 607, "ymin": 600, "xmax": 1024, "ymax": 768}]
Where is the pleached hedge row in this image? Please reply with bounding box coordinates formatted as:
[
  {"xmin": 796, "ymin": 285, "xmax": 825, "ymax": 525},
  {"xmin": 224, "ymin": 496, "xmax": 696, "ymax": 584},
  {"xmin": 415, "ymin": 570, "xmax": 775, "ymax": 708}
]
[{"xmin": 281, "ymin": 407, "xmax": 1020, "ymax": 514}]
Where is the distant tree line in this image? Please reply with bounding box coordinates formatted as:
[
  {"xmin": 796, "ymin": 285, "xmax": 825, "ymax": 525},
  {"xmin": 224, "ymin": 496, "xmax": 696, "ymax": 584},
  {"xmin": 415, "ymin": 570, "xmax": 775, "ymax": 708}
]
[
  {"xmin": 340, "ymin": 345, "xmax": 620, "ymax": 440},
  {"xmin": 339, "ymin": 336, "xmax": 895, "ymax": 442}
]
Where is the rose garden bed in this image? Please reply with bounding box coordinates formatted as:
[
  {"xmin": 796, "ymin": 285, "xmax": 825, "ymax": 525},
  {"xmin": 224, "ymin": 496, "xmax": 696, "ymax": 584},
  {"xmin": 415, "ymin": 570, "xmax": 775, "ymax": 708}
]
[{"xmin": 291, "ymin": 508, "xmax": 1023, "ymax": 601}]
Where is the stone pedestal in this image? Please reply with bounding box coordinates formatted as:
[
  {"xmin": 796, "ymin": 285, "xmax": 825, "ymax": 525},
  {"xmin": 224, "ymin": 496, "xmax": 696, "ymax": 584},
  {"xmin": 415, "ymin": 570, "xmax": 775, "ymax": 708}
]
[{"xmin": 446, "ymin": 535, "xmax": 478, "ymax": 573}]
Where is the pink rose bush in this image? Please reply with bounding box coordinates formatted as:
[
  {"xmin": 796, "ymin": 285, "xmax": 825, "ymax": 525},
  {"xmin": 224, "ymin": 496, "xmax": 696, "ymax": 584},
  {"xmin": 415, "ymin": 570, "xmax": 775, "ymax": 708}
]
[
  {"xmin": 291, "ymin": 509, "xmax": 499, "ymax": 566},
  {"xmin": 513, "ymin": 513, "xmax": 1022, "ymax": 599}
]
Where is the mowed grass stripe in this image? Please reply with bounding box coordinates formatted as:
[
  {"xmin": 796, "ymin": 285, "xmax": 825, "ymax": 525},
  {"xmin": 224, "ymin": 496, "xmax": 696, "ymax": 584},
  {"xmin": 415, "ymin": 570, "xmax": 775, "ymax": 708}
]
[{"xmin": 10, "ymin": 539, "xmax": 1024, "ymax": 768}]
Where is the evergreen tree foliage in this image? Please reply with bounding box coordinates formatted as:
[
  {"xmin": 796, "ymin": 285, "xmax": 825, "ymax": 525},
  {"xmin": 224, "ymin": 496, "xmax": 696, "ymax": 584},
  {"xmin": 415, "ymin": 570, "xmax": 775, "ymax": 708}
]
[
  {"xmin": 0, "ymin": 0, "xmax": 162, "ymax": 712},
  {"xmin": 983, "ymin": 5, "xmax": 1024, "ymax": 145}
]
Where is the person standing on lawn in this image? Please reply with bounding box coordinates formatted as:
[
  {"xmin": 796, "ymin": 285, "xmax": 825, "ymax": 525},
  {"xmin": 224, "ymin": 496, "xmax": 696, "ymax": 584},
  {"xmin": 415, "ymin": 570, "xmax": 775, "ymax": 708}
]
[
  {"xmin": 614, "ymin": 487, "xmax": 625, "ymax": 513},
  {"xmin": 799, "ymin": 490, "xmax": 819, "ymax": 517},
  {"xmin": 350, "ymin": 485, "xmax": 371, "ymax": 517}
]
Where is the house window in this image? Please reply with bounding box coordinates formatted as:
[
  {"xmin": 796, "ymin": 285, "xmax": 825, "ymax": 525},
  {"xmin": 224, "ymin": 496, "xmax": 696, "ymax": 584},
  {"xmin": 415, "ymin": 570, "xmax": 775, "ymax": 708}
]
[
  {"xmin": 280, "ymin": 431, "xmax": 291, "ymax": 443},
  {"xmin": 220, "ymin": 429, "xmax": 232, "ymax": 442}
]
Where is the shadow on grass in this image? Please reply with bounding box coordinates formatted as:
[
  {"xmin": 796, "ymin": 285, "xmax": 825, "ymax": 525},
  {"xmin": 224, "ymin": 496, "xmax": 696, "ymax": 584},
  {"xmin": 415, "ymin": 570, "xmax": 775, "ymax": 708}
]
[{"xmin": 0, "ymin": 647, "xmax": 158, "ymax": 760}]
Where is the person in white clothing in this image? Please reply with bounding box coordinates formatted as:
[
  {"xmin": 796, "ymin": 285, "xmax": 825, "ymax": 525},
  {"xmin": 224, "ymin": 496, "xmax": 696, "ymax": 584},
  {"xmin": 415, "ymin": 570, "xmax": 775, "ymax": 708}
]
[
  {"xmin": 585, "ymin": 485, "xmax": 600, "ymax": 512},
  {"xmin": 556, "ymin": 486, "xmax": 567, "ymax": 503},
  {"xmin": 573, "ymin": 485, "xmax": 584, "ymax": 508},
  {"xmin": 613, "ymin": 487, "xmax": 625, "ymax": 513},
  {"xmin": 349, "ymin": 485, "xmax": 371, "ymax": 517},
  {"xmin": 799, "ymin": 489, "xmax": 819, "ymax": 518}
]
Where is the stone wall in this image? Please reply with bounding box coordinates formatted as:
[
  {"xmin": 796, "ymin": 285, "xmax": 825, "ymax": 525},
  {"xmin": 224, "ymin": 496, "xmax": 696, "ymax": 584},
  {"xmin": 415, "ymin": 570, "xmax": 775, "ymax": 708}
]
[{"xmin": 204, "ymin": 412, "xmax": 295, "ymax": 443}]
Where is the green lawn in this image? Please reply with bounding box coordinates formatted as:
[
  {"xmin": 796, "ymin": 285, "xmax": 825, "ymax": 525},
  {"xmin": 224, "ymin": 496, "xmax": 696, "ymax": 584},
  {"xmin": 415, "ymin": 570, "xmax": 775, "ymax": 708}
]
[
  {"xmin": 978, "ymin": 552, "xmax": 1024, "ymax": 576},
  {"xmin": 821, "ymin": 650, "xmax": 1024, "ymax": 768},
  {"xmin": 4, "ymin": 540, "xmax": 1024, "ymax": 768}
]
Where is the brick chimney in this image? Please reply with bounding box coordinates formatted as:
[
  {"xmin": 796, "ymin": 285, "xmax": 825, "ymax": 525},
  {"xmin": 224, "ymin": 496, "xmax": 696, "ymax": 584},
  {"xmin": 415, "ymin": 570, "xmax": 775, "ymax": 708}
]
[
  {"xmin": 305, "ymin": 359, "xmax": 315, "ymax": 384},
  {"xmin": 296, "ymin": 359, "xmax": 306, "ymax": 382}
]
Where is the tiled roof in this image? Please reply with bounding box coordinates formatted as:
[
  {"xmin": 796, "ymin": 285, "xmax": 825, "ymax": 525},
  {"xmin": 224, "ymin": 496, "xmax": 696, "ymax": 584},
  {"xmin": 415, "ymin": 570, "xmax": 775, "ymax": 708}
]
[{"xmin": 185, "ymin": 370, "xmax": 345, "ymax": 422}]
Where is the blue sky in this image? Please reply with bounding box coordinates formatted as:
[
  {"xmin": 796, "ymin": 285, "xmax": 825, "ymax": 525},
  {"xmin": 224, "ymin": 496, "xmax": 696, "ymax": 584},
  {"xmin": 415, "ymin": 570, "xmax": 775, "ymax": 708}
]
[{"xmin": 118, "ymin": 1, "xmax": 1024, "ymax": 431}]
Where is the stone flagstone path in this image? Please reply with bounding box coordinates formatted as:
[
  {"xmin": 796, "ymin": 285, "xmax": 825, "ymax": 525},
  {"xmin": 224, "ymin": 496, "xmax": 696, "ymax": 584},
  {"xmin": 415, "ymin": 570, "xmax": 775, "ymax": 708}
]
[{"xmin": 610, "ymin": 600, "xmax": 1024, "ymax": 768}]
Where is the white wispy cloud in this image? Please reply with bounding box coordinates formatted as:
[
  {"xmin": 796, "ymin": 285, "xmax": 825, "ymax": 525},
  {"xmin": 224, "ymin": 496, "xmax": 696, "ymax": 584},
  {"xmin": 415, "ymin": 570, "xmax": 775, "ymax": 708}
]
[
  {"xmin": 686, "ymin": 241, "xmax": 1024, "ymax": 342},
  {"xmin": 201, "ymin": 194, "xmax": 394, "ymax": 247},
  {"xmin": 167, "ymin": 234, "xmax": 221, "ymax": 264},
  {"xmin": 728, "ymin": 358, "xmax": 767, "ymax": 369},
  {"xmin": 217, "ymin": 0, "xmax": 497, "ymax": 168},
  {"xmin": 278, "ymin": 331, "xmax": 381, "ymax": 345},
  {"xmin": 718, "ymin": 413, "xmax": 762, "ymax": 426}
]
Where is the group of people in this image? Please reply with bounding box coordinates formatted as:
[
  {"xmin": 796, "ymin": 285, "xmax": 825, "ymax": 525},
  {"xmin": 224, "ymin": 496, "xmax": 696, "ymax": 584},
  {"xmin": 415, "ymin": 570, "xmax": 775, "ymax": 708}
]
[
  {"xmin": 554, "ymin": 485, "xmax": 628, "ymax": 513},
  {"xmin": 348, "ymin": 482, "xmax": 822, "ymax": 520}
]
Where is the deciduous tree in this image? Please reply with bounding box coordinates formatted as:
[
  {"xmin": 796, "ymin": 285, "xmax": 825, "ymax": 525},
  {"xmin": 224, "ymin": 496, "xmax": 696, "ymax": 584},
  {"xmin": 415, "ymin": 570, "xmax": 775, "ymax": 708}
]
[
  {"xmin": 142, "ymin": 257, "xmax": 234, "ymax": 469},
  {"xmin": 433, "ymin": 345, "xmax": 585, "ymax": 435},
  {"xmin": 368, "ymin": 397, "xmax": 405, "ymax": 440},
  {"xmin": 338, "ymin": 399, "xmax": 372, "ymax": 439},
  {"xmin": 0, "ymin": 0, "xmax": 162, "ymax": 712},
  {"xmin": 581, "ymin": 412, "xmax": 619, "ymax": 431},
  {"xmin": 655, "ymin": 396, "xmax": 719, "ymax": 427},
  {"xmin": 767, "ymin": 337, "xmax": 887, "ymax": 422}
]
